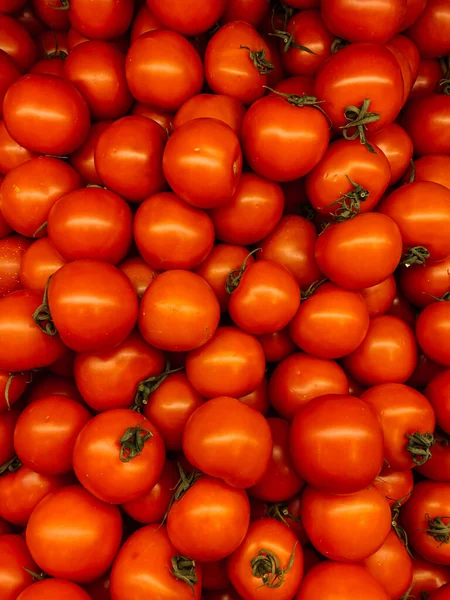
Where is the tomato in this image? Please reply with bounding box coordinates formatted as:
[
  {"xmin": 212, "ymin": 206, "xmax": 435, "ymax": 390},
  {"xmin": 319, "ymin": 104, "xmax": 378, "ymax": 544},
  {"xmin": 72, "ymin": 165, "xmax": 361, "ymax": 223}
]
[
  {"xmin": 403, "ymin": 94, "xmax": 450, "ymax": 157},
  {"xmin": 119, "ymin": 257, "xmax": 157, "ymax": 298},
  {"xmin": 174, "ymin": 94, "xmax": 245, "ymax": 139},
  {"xmin": 0, "ymin": 534, "xmax": 38, "ymax": 600},
  {"xmin": 360, "ymin": 276, "xmax": 397, "ymax": 318},
  {"xmin": 68, "ymin": 0, "xmax": 132, "ymax": 39},
  {"xmin": 0, "ymin": 0, "xmax": 26, "ymax": 13},
  {"xmin": 0, "ymin": 370, "xmax": 27, "ymax": 413},
  {"xmin": 0, "ymin": 120, "xmax": 35, "ymax": 175},
  {"xmin": 47, "ymin": 260, "xmax": 138, "ymax": 353},
  {"xmin": 410, "ymin": 58, "xmax": 442, "ymax": 100},
  {"xmin": 3, "ymin": 74, "xmax": 90, "ymax": 155},
  {"xmin": 94, "ymin": 117, "xmax": 167, "ymax": 203},
  {"xmin": 30, "ymin": 57, "xmax": 66, "ymax": 77},
  {"xmin": 14, "ymin": 394, "xmax": 90, "ymax": 475},
  {"xmin": 30, "ymin": 0, "xmax": 69, "ymax": 28},
  {"xmin": 272, "ymin": 75, "xmax": 314, "ymax": 98},
  {"xmin": 0, "ymin": 156, "xmax": 81, "ymax": 238},
  {"xmin": 239, "ymin": 376, "xmax": 270, "ymax": 414},
  {"xmin": 290, "ymin": 283, "xmax": 370, "ymax": 359},
  {"xmin": 302, "ymin": 485, "xmax": 391, "ymax": 561},
  {"xmin": 241, "ymin": 95, "xmax": 329, "ymax": 182},
  {"xmin": 227, "ymin": 519, "xmax": 303, "ymax": 600},
  {"xmin": 0, "ymin": 467, "xmax": 69, "ymax": 525},
  {"xmin": 19, "ymin": 238, "xmax": 63, "ymax": 295},
  {"xmin": 269, "ymin": 352, "xmax": 349, "ymax": 420},
  {"xmin": 416, "ymin": 301, "xmax": 450, "ymax": 367},
  {"xmin": 167, "ymin": 475, "xmax": 250, "ymax": 561},
  {"xmin": 409, "ymin": 155, "xmax": 450, "ymax": 190},
  {"xmin": 0, "ymin": 406, "xmax": 20, "ymax": 467},
  {"xmin": 0, "ymin": 236, "xmax": 29, "ymax": 296},
  {"xmin": 0, "ymin": 13, "xmax": 36, "ymax": 71},
  {"xmin": 426, "ymin": 370, "xmax": 450, "ymax": 434},
  {"xmin": 374, "ymin": 469, "xmax": 414, "ymax": 506},
  {"xmin": 17, "ymin": 579, "xmax": 92, "ymax": 600},
  {"xmin": 222, "ymin": 0, "xmax": 269, "ymax": 27},
  {"xmin": 36, "ymin": 30, "xmax": 68, "ymax": 60},
  {"xmin": 430, "ymin": 583, "xmax": 450, "ymax": 599},
  {"xmin": 126, "ymin": 30, "xmax": 203, "ymax": 111},
  {"xmin": 417, "ymin": 432, "xmax": 450, "ymax": 482},
  {"xmin": 315, "ymin": 213, "xmax": 403, "ymax": 290},
  {"xmin": 367, "ymin": 124, "xmax": 413, "ymax": 185},
  {"xmin": 152, "ymin": 0, "xmax": 227, "ymax": 33},
  {"xmin": 26, "ymin": 485, "xmax": 122, "ymax": 582},
  {"xmin": 386, "ymin": 42, "xmax": 415, "ymax": 106},
  {"xmin": 163, "ymin": 118, "xmax": 242, "ymax": 209},
  {"xmin": 412, "ymin": 557, "xmax": 450, "ymax": 596},
  {"xmin": 131, "ymin": 102, "xmax": 173, "ymax": 136},
  {"xmin": 139, "ymin": 270, "xmax": 220, "ymax": 352},
  {"xmin": 400, "ymin": 257, "xmax": 450, "ymax": 308},
  {"xmin": 400, "ymin": 0, "xmax": 427, "ymax": 29},
  {"xmin": 0, "ymin": 51, "xmax": 20, "ymax": 120},
  {"xmin": 83, "ymin": 574, "xmax": 111, "ymax": 600},
  {"xmin": 388, "ymin": 291, "xmax": 417, "ymax": 327},
  {"xmin": 389, "ymin": 33, "xmax": 420, "ymax": 79},
  {"xmin": 406, "ymin": 0, "xmax": 450, "ymax": 58},
  {"xmin": 27, "ymin": 374, "xmax": 82, "ymax": 404},
  {"xmin": 228, "ymin": 259, "xmax": 300, "ymax": 335},
  {"xmin": 402, "ymin": 481, "xmax": 450, "ymax": 565},
  {"xmin": 111, "ymin": 524, "xmax": 202, "ymax": 600},
  {"xmin": 130, "ymin": 4, "xmax": 161, "ymax": 42},
  {"xmin": 258, "ymin": 329, "xmax": 296, "ymax": 363}
]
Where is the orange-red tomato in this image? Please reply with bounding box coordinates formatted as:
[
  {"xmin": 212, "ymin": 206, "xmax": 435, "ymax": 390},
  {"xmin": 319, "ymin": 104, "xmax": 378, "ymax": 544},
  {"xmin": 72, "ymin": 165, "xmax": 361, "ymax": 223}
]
[
  {"xmin": 258, "ymin": 328, "xmax": 296, "ymax": 363},
  {"xmin": 400, "ymin": 256, "xmax": 450, "ymax": 308},
  {"xmin": 0, "ymin": 534, "xmax": 38, "ymax": 600},
  {"xmin": 130, "ymin": 4, "xmax": 161, "ymax": 42},
  {"xmin": 19, "ymin": 237, "xmax": 66, "ymax": 294},
  {"xmin": 119, "ymin": 257, "xmax": 157, "ymax": 298},
  {"xmin": 68, "ymin": 0, "xmax": 133, "ymax": 40},
  {"xmin": 411, "ymin": 557, "xmax": 450, "ymax": 596},
  {"xmin": 0, "ymin": 13, "xmax": 37, "ymax": 71},
  {"xmin": 426, "ymin": 370, "xmax": 450, "ymax": 434},
  {"xmin": 147, "ymin": 0, "xmax": 227, "ymax": 35},
  {"xmin": 68, "ymin": 121, "xmax": 111, "ymax": 186},
  {"xmin": 360, "ymin": 275, "xmax": 397, "ymax": 318},
  {"xmin": 0, "ymin": 50, "xmax": 20, "ymax": 119},
  {"xmin": 406, "ymin": 0, "xmax": 450, "ymax": 59},
  {"xmin": 367, "ymin": 124, "xmax": 413, "ymax": 185},
  {"xmin": 416, "ymin": 302, "xmax": 450, "ymax": 367},
  {"xmin": 408, "ymin": 154, "xmax": 450, "ymax": 190},
  {"xmin": 17, "ymin": 579, "xmax": 92, "ymax": 600},
  {"xmin": 374, "ymin": 468, "xmax": 414, "ymax": 506},
  {"xmin": 239, "ymin": 377, "xmax": 270, "ymax": 415},
  {"xmin": 174, "ymin": 94, "xmax": 246, "ymax": 138},
  {"xmin": 0, "ymin": 235, "xmax": 30, "ymax": 296},
  {"xmin": 0, "ymin": 120, "xmax": 35, "ymax": 175}
]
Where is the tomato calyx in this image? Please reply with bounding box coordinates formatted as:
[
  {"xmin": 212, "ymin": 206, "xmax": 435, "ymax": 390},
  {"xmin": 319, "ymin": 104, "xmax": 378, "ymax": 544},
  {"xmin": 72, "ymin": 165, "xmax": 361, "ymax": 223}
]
[
  {"xmin": 267, "ymin": 502, "xmax": 301, "ymax": 528},
  {"xmin": 22, "ymin": 567, "xmax": 48, "ymax": 581},
  {"xmin": 265, "ymin": 87, "xmax": 327, "ymax": 112},
  {"xmin": 0, "ymin": 455, "xmax": 22, "ymax": 476},
  {"xmin": 340, "ymin": 99, "xmax": 380, "ymax": 154},
  {"xmin": 331, "ymin": 38, "xmax": 350, "ymax": 54},
  {"xmin": 391, "ymin": 495, "xmax": 413, "ymax": 557},
  {"xmin": 163, "ymin": 464, "xmax": 202, "ymax": 523},
  {"xmin": 50, "ymin": 0, "xmax": 70, "ymax": 11},
  {"xmin": 329, "ymin": 174, "xmax": 370, "ymax": 222},
  {"xmin": 240, "ymin": 46, "xmax": 274, "ymax": 76},
  {"xmin": 226, "ymin": 248, "xmax": 261, "ymax": 294},
  {"xmin": 119, "ymin": 424, "xmax": 153, "ymax": 463},
  {"xmin": 406, "ymin": 431, "xmax": 435, "ymax": 466},
  {"xmin": 269, "ymin": 29, "xmax": 315, "ymax": 56},
  {"xmin": 271, "ymin": 0, "xmax": 295, "ymax": 31},
  {"xmin": 132, "ymin": 361, "xmax": 184, "ymax": 412},
  {"xmin": 399, "ymin": 583, "xmax": 416, "ymax": 600},
  {"xmin": 424, "ymin": 514, "xmax": 450, "ymax": 546},
  {"xmin": 251, "ymin": 542, "xmax": 298, "ymax": 589},
  {"xmin": 33, "ymin": 275, "xmax": 58, "ymax": 337},
  {"xmin": 170, "ymin": 555, "xmax": 198, "ymax": 595},
  {"xmin": 301, "ymin": 278, "xmax": 328, "ymax": 301},
  {"xmin": 439, "ymin": 56, "xmax": 450, "ymax": 95},
  {"xmin": 401, "ymin": 246, "xmax": 431, "ymax": 268}
]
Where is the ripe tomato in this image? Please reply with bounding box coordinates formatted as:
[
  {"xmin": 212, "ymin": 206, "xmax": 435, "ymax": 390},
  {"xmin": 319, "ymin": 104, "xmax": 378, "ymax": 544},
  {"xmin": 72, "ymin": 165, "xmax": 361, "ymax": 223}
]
[
  {"xmin": 126, "ymin": 30, "xmax": 203, "ymax": 111},
  {"xmin": 0, "ymin": 120, "xmax": 35, "ymax": 175},
  {"xmin": 19, "ymin": 237, "xmax": 65, "ymax": 294},
  {"xmin": 30, "ymin": 57, "xmax": 66, "ymax": 77},
  {"xmin": 403, "ymin": 94, "xmax": 450, "ymax": 156},
  {"xmin": 302, "ymin": 485, "xmax": 391, "ymax": 561},
  {"xmin": 134, "ymin": 192, "xmax": 214, "ymax": 270},
  {"xmin": 416, "ymin": 301, "xmax": 450, "ymax": 367},
  {"xmin": 389, "ymin": 33, "xmax": 420, "ymax": 79},
  {"xmin": 361, "ymin": 383, "xmax": 436, "ymax": 471},
  {"xmin": 0, "ymin": 235, "xmax": 30, "ymax": 296},
  {"xmin": 119, "ymin": 257, "xmax": 157, "ymax": 298},
  {"xmin": 402, "ymin": 481, "xmax": 450, "ymax": 565},
  {"xmin": 17, "ymin": 579, "xmax": 92, "ymax": 600},
  {"xmin": 228, "ymin": 519, "xmax": 303, "ymax": 600},
  {"xmin": 26, "ymin": 485, "xmax": 123, "ymax": 583},
  {"xmin": 94, "ymin": 116, "xmax": 167, "ymax": 202},
  {"xmin": 241, "ymin": 95, "xmax": 329, "ymax": 182},
  {"xmin": 67, "ymin": 121, "xmax": 111, "ymax": 186},
  {"xmin": 228, "ymin": 259, "xmax": 301, "ymax": 335},
  {"xmin": 183, "ymin": 396, "xmax": 272, "ymax": 488},
  {"xmin": 167, "ymin": 475, "xmax": 250, "ymax": 561},
  {"xmin": 343, "ymin": 315, "xmax": 418, "ymax": 386},
  {"xmin": 258, "ymin": 329, "xmax": 296, "ymax": 363},
  {"xmin": 367, "ymin": 123, "xmax": 413, "ymax": 185},
  {"xmin": 269, "ymin": 352, "xmax": 349, "ymax": 420},
  {"xmin": 163, "ymin": 117, "xmax": 242, "ymax": 209},
  {"xmin": 148, "ymin": 0, "xmax": 226, "ymax": 35},
  {"xmin": 131, "ymin": 102, "xmax": 173, "ymax": 135},
  {"xmin": 130, "ymin": 4, "xmax": 161, "ymax": 42},
  {"xmin": 0, "ymin": 406, "xmax": 20, "ymax": 468},
  {"xmin": 73, "ymin": 408, "xmax": 165, "ymax": 504},
  {"xmin": 3, "ymin": 74, "xmax": 90, "ymax": 155},
  {"xmin": 0, "ymin": 156, "xmax": 81, "ymax": 238},
  {"xmin": 360, "ymin": 275, "xmax": 397, "ymax": 318},
  {"xmin": 0, "ymin": 534, "xmax": 38, "ymax": 600},
  {"xmin": 374, "ymin": 469, "xmax": 414, "ymax": 506},
  {"xmin": 291, "ymin": 394, "xmax": 384, "ymax": 494},
  {"xmin": 186, "ymin": 326, "xmax": 265, "ymax": 398},
  {"xmin": 429, "ymin": 584, "xmax": 450, "ymax": 599},
  {"xmin": 31, "ymin": 0, "xmax": 69, "ymax": 28},
  {"xmin": 412, "ymin": 557, "xmax": 450, "ymax": 596},
  {"xmin": 400, "ymin": 256, "xmax": 450, "ymax": 308},
  {"xmin": 174, "ymin": 94, "xmax": 246, "ymax": 138},
  {"xmin": 417, "ymin": 432, "xmax": 450, "ymax": 482},
  {"xmin": 68, "ymin": 0, "xmax": 133, "ymax": 39},
  {"xmin": 410, "ymin": 58, "xmax": 442, "ymax": 100},
  {"xmin": 272, "ymin": 75, "xmax": 314, "ymax": 98},
  {"xmin": 406, "ymin": 0, "xmax": 450, "ymax": 58},
  {"xmin": 111, "ymin": 524, "xmax": 202, "ymax": 600},
  {"xmin": 47, "ymin": 260, "xmax": 138, "ymax": 353},
  {"xmin": 239, "ymin": 377, "xmax": 270, "ymax": 415},
  {"xmin": 409, "ymin": 155, "xmax": 450, "ymax": 190},
  {"xmin": 27, "ymin": 374, "xmax": 82, "ymax": 404},
  {"xmin": 315, "ymin": 213, "xmax": 403, "ymax": 290},
  {"xmin": 222, "ymin": 0, "xmax": 270, "ymax": 27},
  {"xmin": 14, "ymin": 395, "xmax": 91, "ymax": 475},
  {"xmin": 426, "ymin": 370, "xmax": 450, "ymax": 434},
  {"xmin": 139, "ymin": 270, "xmax": 220, "ymax": 352},
  {"xmin": 0, "ymin": 51, "xmax": 20, "ymax": 120},
  {"xmin": 0, "ymin": 370, "xmax": 27, "ymax": 413},
  {"xmin": 0, "ymin": 13, "xmax": 36, "ymax": 71},
  {"xmin": 290, "ymin": 283, "xmax": 370, "ymax": 358}
]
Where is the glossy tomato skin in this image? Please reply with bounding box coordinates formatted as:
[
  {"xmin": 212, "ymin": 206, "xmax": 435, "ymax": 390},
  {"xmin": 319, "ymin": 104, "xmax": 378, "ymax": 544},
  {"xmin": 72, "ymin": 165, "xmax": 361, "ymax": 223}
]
[
  {"xmin": 426, "ymin": 370, "xmax": 450, "ymax": 434},
  {"xmin": 239, "ymin": 377, "xmax": 270, "ymax": 415},
  {"xmin": 148, "ymin": 0, "xmax": 226, "ymax": 35},
  {"xmin": 374, "ymin": 468, "xmax": 414, "ymax": 506},
  {"xmin": 0, "ymin": 13, "xmax": 37, "ymax": 71},
  {"xmin": 26, "ymin": 485, "xmax": 123, "ymax": 583},
  {"xmin": 241, "ymin": 96, "xmax": 329, "ymax": 182},
  {"xmin": 126, "ymin": 30, "xmax": 204, "ymax": 111},
  {"xmin": 0, "ymin": 290, "xmax": 66, "ymax": 372},
  {"xmin": 269, "ymin": 352, "xmax": 349, "ymax": 420},
  {"xmin": 186, "ymin": 326, "xmax": 266, "ymax": 399},
  {"xmin": 403, "ymin": 94, "xmax": 450, "ymax": 156},
  {"xmin": 0, "ymin": 534, "xmax": 38, "ymax": 600},
  {"xmin": 315, "ymin": 213, "xmax": 403, "ymax": 290},
  {"xmin": 163, "ymin": 117, "xmax": 242, "ymax": 209},
  {"xmin": 94, "ymin": 115, "xmax": 167, "ymax": 203},
  {"xmin": 182, "ymin": 396, "xmax": 272, "ymax": 488},
  {"xmin": 400, "ymin": 256, "xmax": 450, "ymax": 308},
  {"xmin": 119, "ymin": 257, "xmax": 157, "ymax": 298},
  {"xmin": 130, "ymin": 4, "xmax": 162, "ymax": 42},
  {"xmin": 417, "ymin": 432, "xmax": 450, "ymax": 482},
  {"xmin": 410, "ymin": 58, "xmax": 442, "ymax": 100},
  {"xmin": 0, "ymin": 120, "xmax": 35, "ymax": 175},
  {"xmin": 429, "ymin": 583, "xmax": 450, "ymax": 599},
  {"xmin": 222, "ymin": 0, "xmax": 269, "ymax": 27},
  {"xmin": 258, "ymin": 329, "xmax": 296, "ymax": 363},
  {"xmin": 139, "ymin": 270, "xmax": 220, "ymax": 352},
  {"xmin": 131, "ymin": 102, "xmax": 173, "ymax": 136},
  {"xmin": 416, "ymin": 302, "xmax": 450, "ymax": 367},
  {"xmin": 19, "ymin": 237, "xmax": 65, "ymax": 294},
  {"xmin": 228, "ymin": 519, "xmax": 304, "ymax": 600},
  {"xmin": 110, "ymin": 524, "xmax": 202, "ymax": 600},
  {"xmin": 291, "ymin": 394, "xmax": 384, "ymax": 494},
  {"xmin": 412, "ymin": 557, "xmax": 450, "ymax": 596},
  {"xmin": 68, "ymin": 0, "xmax": 133, "ymax": 40},
  {"xmin": 68, "ymin": 121, "xmax": 111, "ymax": 186},
  {"xmin": 0, "ymin": 370, "xmax": 27, "ymax": 413},
  {"xmin": 302, "ymin": 485, "xmax": 392, "ymax": 561},
  {"xmin": 48, "ymin": 260, "xmax": 138, "ymax": 353},
  {"xmin": 0, "ymin": 235, "xmax": 30, "ymax": 296},
  {"xmin": 167, "ymin": 476, "xmax": 250, "ymax": 562},
  {"xmin": 409, "ymin": 154, "xmax": 450, "ymax": 190},
  {"xmin": 14, "ymin": 395, "xmax": 91, "ymax": 475},
  {"xmin": 73, "ymin": 409, "xmax": 165, "ymax": 504},
  {"xmin": 0, "ymin": 406, "xmax": 20, "ymax": 468},
  {"xmin": 367, "ymin": 124, "xmax": 413, "ymax": 185},
  {"xmin": 0, "ymin": 51, "xmax": 20, "ymax": 119},
  {"xmin": 0, "ymin": 156, "xmax": 82, "ymax": 238},
  {"xmin": 360, "ymin": 275, "xmax": 397, "ymax": 318},
  {"xmin": 174, "ymin": 94, "xmax": 246, "ymax": 138},
  {"xmin": 3, "ymin": 74, "xmax": 90, "ymax": 155},
  {"xmin": 17, "ymin": 579, "xmax": 92, "ymax": 600},
  {"xmin": 48, "ymin": 187, "xmax": 133, "ymax": 264},
  {"xmin": 406, "ymin": 0, "xmax": 450, "ymax": 58}
]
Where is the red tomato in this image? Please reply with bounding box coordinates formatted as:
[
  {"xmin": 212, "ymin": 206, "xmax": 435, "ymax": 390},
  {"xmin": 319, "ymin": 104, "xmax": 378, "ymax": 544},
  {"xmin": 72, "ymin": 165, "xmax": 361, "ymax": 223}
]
[
  {"xmin": 67, "ymin": 121, "xmax": 109, "ymax": 185},
  {"xmin": 0, "ymin": 13, "xmax": 36, "ymax": 71},
  {"xmin": 68, "ymin": 0, "xmax": 133, "ymax": 40},
  {"xmin": 17, "ymin": 579, "xmax": 92, "ymax": 600},
  {"xmin": 241, "ymin": 95, "xmax": 329, "ymax": 182},
  {"xmin": 430, "ymin": 583, "xmax": 450, "ymax": 599},
  {"xmin": 417, "ymin": 432, "xmax": 450, "ymax": 482},
  {"xmin": 228, "ymin": 259, "xmax": 301, "ymax": 335},
  {"xmin": 386, "ymin": 41, "xmax": 415, "ymax": 105},
  {"xmin": 239, "ymin": 377, "xmax": 270, "ymax": 415},
  {"xmin": 131, "ymin": 101, "xmax": 173, "ymax": 135},
  {"xmin": 343, "ymin": 316, "xmax": 418, "ymax": 386},
  {"xmin": 409, "ymin": 155, "xmax": 450, "ymax": 190},
  {"xmin": 272, "ymin": 75, "xmax": 314, "ymax": 97},
  {"xmin": 26, "ymin": 485, "xmax": 123, "ymax": 582},
  {"xmin": 416, "ymin": 301, "xmax": 450, "ymax": 367},
  {"xmin": 183, "ymin": 396, "xmax": 272, "ymax": 488},
  {"xmin": 94, "ymin": 116, "xmax": 167, "ymax": 203},
  {"xmin": 30, "ymin": 57, "xmax": 66, "ymax": 77},
  {"xmin": 126, "ymin": 30, "xmax": 204, "ymax": 111},
  {"xmin": 412, "ymin": 557, "xmax": 450, "ymax": 596},
  {"xmin": 167, "ymin": 475, "xmax": 250, "ymax": 561},
  {"xmin": 0, "ymin": 51, "xmax": 20, "ymax": 120},
  {"xmin": 139, "ymin": 270, "xmax": 220, "ymax": 352},
  {"xmin": 27, "ymin": 374, "xmax": 82, "ymax": 404},
  {"xmin": 222, "ymin": 0, "xmax": 270, "ymax": 27},
  {"xmin": 400, "ymin": 0, "xmax": 427, "ymax": 29},
  {"xmin": 0, "ymin": 235, "xmax": 30, "ymax": 296},
  {"xmin": 290, "ymin": 283, "xmax": 370, "ymax": 359},
  {"xmin": 400, "ymin": 256, "xmax": 450, "ymax": 308},
  {"xmin": 228, "ymin": 519, "xmax": 303, "ymax": 600},
  {"xmin": 0, "ymin": 119, "xmax": 35, "ymax": 175},
  {"xmin": 406, "ymin": 0, "xmax": 450, "ymax": 58},
  {"xmin": 361, "ymin": 383, "xmax": 436, "ymax": 471},
  {"xmin": 388, "ymin": 291, "xmax": 417, "ymax": 327},
  {"xmin": 0, "ymin": 406, "xmax": 20, "ymax": 467},
  {"xmin": 130, "ymin": 4, "xmax": 161, "ymax": 42},
  {"xmin": 14, "ymin": 394, "xmax": 91, "ymax": 475},
  {"xmin": 174, "ymin": 94, "xmax": 246, "ymax": 138},
  {"xmin": 119, "ymin": 257, "xmax": 157, "ymax": 298},
  {"xmin": 0, "ymin": 370, "xmax": 27, "ymax": 413},
  {"xmin": 302, "ymin": 485, "xmax": 392, "ymax": 561},
  {"xmin": 0, "ymin": 535, "xmax": 38, "ymax": 600},
  {"xmin": 3, "ymin": 75, "xmax": 90, "ymax": 155},
  {"xmin": 360, "ymin": 275, "xmax": 397, "ymax": 318},
  {"xmin": 31, "ymin": 0, "xmax": 69, "ymax": 29},
  {"xmin": 315, "ymin": 213, "xmax": 403, "ymax": 290},
  {"xmin": 410, "ymin": 58, "xmax": 442, "ymax": 100},
  {"xmin": 374, "ymin": 469, "xmax": 414, "ymax": 506},
  {"xmin": 258, "ymin": 329, "xmax": 296, "ymax": 363},
  {"xmin": 111, "ymin": 524, "xmax": 202, "ymax": 600},
  {"xmin": 269, "ymin": 352, "xmax": 349, "ymax": 420},
  {"xmin": 163, "ymin": 117, "xmax": 242, "ymax": 209},
  {"xmin": 367, "ymin": 124, "xmax": 413, "ymax": 185},
  {"xmin": 19, "ymin": 238, "xmax": 65, "ymax": 295},
  {"xmin": 426, "ymin": 370, "xmax": 450, "ymax": 434},
  {"xmin": 0, "ymin": 156, "xmax": 81, "ymax": 238},
  {"xmin": 403, "ymin": 94, "xmax": 450, "ymax": 156}
]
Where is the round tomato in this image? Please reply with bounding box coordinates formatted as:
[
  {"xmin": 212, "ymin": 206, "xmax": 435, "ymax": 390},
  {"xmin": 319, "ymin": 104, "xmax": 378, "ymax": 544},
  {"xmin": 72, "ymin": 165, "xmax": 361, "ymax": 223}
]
[
  {"xmin": 403, "ymin": 94, "xmax": 450, "ymax": 156},
  {"xmin": 222, "ymin": 0, "xmax": 270, "ymax": 27},
  {"xmin": 130, "ymin": 4, "xmax": 161, "ymax": 42},
  {"xmin": 367, "ymin": 123, "xmax": 413, "ymax": 185},
  {"xmin": 0, "ymin": 534, "xmax": 38, "ymax": 600},
  {"xmin": 31, "ymin": 0, "xmax": 69, "ymax": 28},
  {"xmin": 417, "ymin": 432, "xmax": 450, "ymax": 482},
  {"xmin": 426, "ymin": 370, "xmax": 450, "ymax": 434},
  {"xmin": 258, "ymin": 329, "xmax": 296, "ymax": 363},
  {"xmin": 400, "ymin": 256, "xmax": 450, "ymax": 308},
  {"xmin": 69, "ymin": 121, "xmax": 112, "ymax": 186},
  {"xmin": 30, "ymin": 57, "xmax": 66, "ymax": 77},
  {"xmin": 374, "ymin": 468, "xmax": 414, "ymax": 506},
  {"xmin": 68, "ymin": 0, "xmax": 133, "ymax": 39},
  {"xmin": 0, "ymin": 13, "xmax": 36, "ymax": 71},
  {"xmin": 0, "ymin": 51, "xmax": 20, "ymax": 120},
  {"xmin": 406, "ymin": 0, "xmax": 450, "ymax": 58},
  {"xmin": 239, "ymin": 377, "xmax": 270, "ymax": 415},
  {"xmin": 174, "ymin": 93, "xmax": 246, "ymax": 138},
  {"xmin": 409, "ymin": 154, "xmax": 450, "ymax": 190},
  {"xmin": 149, "ymin": 0, "xmax": 226, "ymax": 35},
  {"xmin": 17, "ymin": 579, "xmax": 92, "ymax": 600},
  {"xmin": 416, "ymin": 301, "xmax": 450, "ymax": 367},
  {"xmin": 0, "ymin": 120, "xmax": 35, "ymax": 175},
  {"xmin": 412, "ymin": 557, "xmax": 450, "ymax": 596},
  {"xmin": 360, "ymin": 275, "xmax": 397, "ymax": 318},
  {"xmin": 19, "ymin": 237, "xmax": 66, "ymax": 294},
  {"xmin": 119, "ymin": 257, "xmax": 157, "ymax": 298},
  {"xmin": 410, "ymin": 58, "xmax": 442, "ymax": 100},
  {"xmin": 0, "ymin": 235, "xmax": 30, "ymax": 296}
]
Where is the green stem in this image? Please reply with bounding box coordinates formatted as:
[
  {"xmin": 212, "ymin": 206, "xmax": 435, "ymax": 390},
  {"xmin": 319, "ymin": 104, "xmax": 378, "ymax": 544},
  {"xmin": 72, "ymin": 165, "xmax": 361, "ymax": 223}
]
[
  {"xmin": 267, "ymin": 502, "xmax": 301, "ymax": 528},
  {"xmin": 391, "ymin": 496, "xmax": 413, "ymax": 557},
  {"xmin": 425, "ymin": 514, "xmax": 450, "ymax": 546},
  {"xmin": 340, "ymin": 99, "xmax": 380, "ymax": 154},
  {"xmin": 119, "ymin": 424, "xmax": 152, "ymax": 463},
  {"xmin": 32, "ymin": 275, "xmax": 57, "ymax": 336},
  {"xmin": 301, "ymin": 279, "xmax": 328, "ymax": 301},
  {"xmin": 406, "ymin": 432, "xmax": 435, "ymax": 466},
  {"xmin": 0, "ymin": 455, "xmax": 22, "ymax": 476},
  {"xmin": 331, "ymin": 38, "xmax": 349, "ymax": 53},
  {"xmin": 170, "ymin": 556, "xmax": 198, "ymax": 596},
  {"xmin": 226, "ymin": 248, "xmax": 261, "ymax": 294},
  {"xmin": 269, "ymin": 29, "xmax": 315, "ymax": 55},
  {"xmin": 401, "ymin": 246, "xmax": 430, "ymax": 268},
  {"xmin": 329, "ymin": 174, "xmax": 370, "ymax": 221},
  {"xmin": 132, "ymin": 361, "xmax": 183, "ymax": 411},
  {"xmin": 251, "ymin": 543, "xmax": 298, "ymax": 589},
  {"xmin": 240, "ymin": 46, "xmax": 274, "ymax": 75}
]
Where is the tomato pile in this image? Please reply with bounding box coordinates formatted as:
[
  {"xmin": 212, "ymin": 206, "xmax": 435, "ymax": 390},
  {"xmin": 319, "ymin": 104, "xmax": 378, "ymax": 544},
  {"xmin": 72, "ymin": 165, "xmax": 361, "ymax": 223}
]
[{"xmin": 0, "ymin": 0, "xmax": 450, "ymax": 599}]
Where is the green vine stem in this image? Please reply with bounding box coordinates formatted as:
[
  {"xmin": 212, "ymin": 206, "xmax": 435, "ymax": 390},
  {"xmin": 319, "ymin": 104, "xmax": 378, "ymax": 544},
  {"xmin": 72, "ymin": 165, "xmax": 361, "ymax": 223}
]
[
  {"xmin": 301, "ymin": 279, "xmax": 328, "ymax": 301},
  {"xmin": 51, "ymin": 0, "xmax": 69, "ymax": 10},
  {"xmin": 251, "ymin": 543, "xmax": 298, "ymax": 589},
  {"xmin": 226, "ymin": 248, "xmax": 261, "ymax": 294},
  {"xmin": 340, "ymin": 99, "xmax": 380, "ymax": 153},
  {"xmin": 240, "ymin": 46, "xmax": 274, "ymax": 75},
  {"xmin": 32, "ymin": 275, "xmax": 58, "ymax": 336},
  {"xmin": 391, "ymin": 496, "xmax": 413, "ymax": 557},
  {"xmin": 264, "ymin": 87, "xmax": 329, "ymax": 120},
  {"xmin": 22, "ymin": 568, "xmax": 48, "ymax": 581},
  {"xmin": 162, "ymin": 464, "xmax": 202, "ymax": 524},
  {"xmin": 132, "ymin": 361, "xmax": 183, "ymax": 411},
  {"xmin": 119, "ymin": 424, "xmax": 152, "ymax": 463},
  {"xmin": 406, "ymin": 432, "xmax": 435, "ymax": 466},
  {"xmin": 170, "ymin": 556, "xmax": 198, "ymax": 596},
  {"xmin": 399, "ymin": 584, "xmax": 416, "ymax": 600},
  {"xmin": 401, "ymin": 246, "xmax": 431, "ymax": 268},
  {"xmin": 269, "ymin": 29, "xmax": 315, "ymax": 55},
  {"xmin": 271, "ymin": 0, "xmax": 294, "ymax": 31},
  {"xmin": 267, "ymin": 503, "xmax": 301, "ymax": 528},
  {"xmin": 329, "ymin": 174, "xmax": 370, "ymax": 221},
  {"xmin": 424, "ymin": 514, "xmax": 450, "ymax": 546},
  {"xmin": 0, "ymin": 455, "xmax": 22, "ymax": 476},
  {"xmin": 331, "ymin": 38, "xmax": 349, "ymax": 53},
  {"xmin": 407, "ymin": 160, "xmax": 416, "ymax": 184}
]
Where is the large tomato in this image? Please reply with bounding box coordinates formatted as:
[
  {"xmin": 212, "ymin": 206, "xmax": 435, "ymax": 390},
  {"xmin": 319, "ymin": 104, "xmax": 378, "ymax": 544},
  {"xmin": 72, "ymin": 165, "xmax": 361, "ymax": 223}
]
[
  {"xmin": 17, "ymin": 579, "xmax": 92, "ymax": 600},
  {"xmin": 291, "ymin": 394, "xmax": 384, "ymax": 493},
  {"xmin": 0, "ymin": 534, "xmax": 38, "ymax": 600},
  {"xmin": 403, "ymin": 94, "xmax": 450, "ymax": 156},
  {"xmin": 367, "ymin": 123, "xmax": 413, "ymax": 185},
  {"xmin": 19, "ymin": 238, "xmax": 66, "ymax": 294},
  {"xmin": 416, "ymin": 301, "xmax": 450, "ymax": 367},
  {"xmin": 3, "ymin": 74, "xmax": 90, "ymax": 155},
  {"xmin": 68, "ymin": 0, "xmax": 133, "ymax": 40},
  {"xmin": 406, "ymin": 0, "xmax": 450, "ymax": 58},
  {"xmin": 174, "ymin": 93, "xmax": 246, "ymax": 138},
  {"xmin": 0, "ymin": 13, "xmax": 36, "ymax": 71},
  {"xmin": 0, "ymin": 119, "xmax": 35, "ymax": 175},
  {"xmin": 148, "ymin": 0, "xmax": 227, "ymax": 35},
  {"xmin": 26, "ymin": 485, "xmax": 123, "ymax": 583},
  {"xmin": 426, "ymin": 370, "xmax": 450, "ymax": 434}
]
